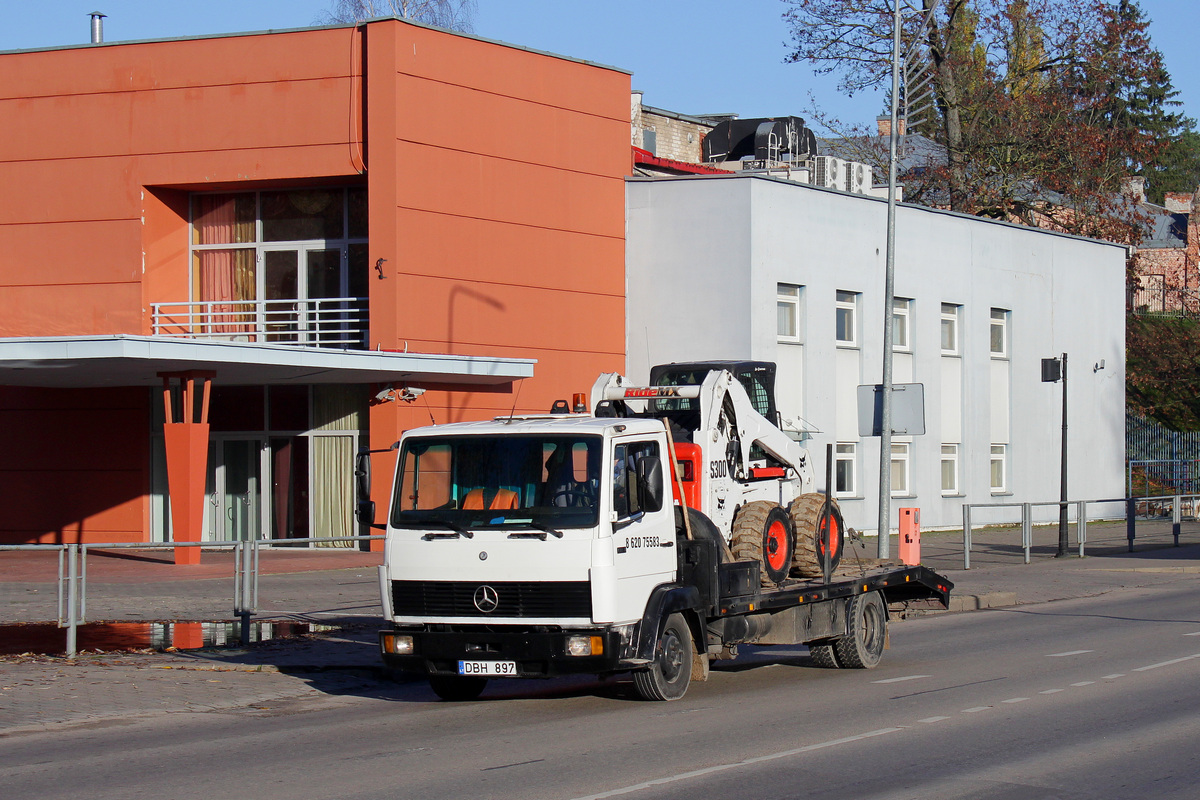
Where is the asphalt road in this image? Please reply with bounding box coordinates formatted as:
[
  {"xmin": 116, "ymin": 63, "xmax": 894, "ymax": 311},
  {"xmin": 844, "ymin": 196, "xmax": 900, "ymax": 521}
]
[{"xmin": 3, "ymin": 582, "xmax": 1199, "ymax": 800}]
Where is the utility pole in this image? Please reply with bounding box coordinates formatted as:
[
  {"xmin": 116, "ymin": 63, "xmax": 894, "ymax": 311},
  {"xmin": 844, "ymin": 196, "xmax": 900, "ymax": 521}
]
[
  {"xmin": 1057, "ymin": 353, "xmax": 1069, "ymax": 556},
  {"xmin": 876, "ymin": 0, "xmax": 902, "ymax": 559}
]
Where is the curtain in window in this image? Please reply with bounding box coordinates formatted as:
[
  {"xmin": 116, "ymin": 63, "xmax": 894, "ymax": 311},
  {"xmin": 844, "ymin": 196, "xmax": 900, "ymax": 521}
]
[
  {"xmin": 194, "ymin": 195, "xmax": 255, "ymax": 336},
  {"xmin": 312, "ymin": 435, "xmax": 354, "ymax": 548}
]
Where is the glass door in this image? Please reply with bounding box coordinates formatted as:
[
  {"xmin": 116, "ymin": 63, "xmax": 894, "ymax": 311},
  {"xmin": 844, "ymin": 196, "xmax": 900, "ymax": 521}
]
[
  {"xmin": 259, "ymin": 246, "xmax": 346, "ymax": 345},
  {"xmin": 207, "ymin": 437, "xmax": 267, "ymax": 542}
]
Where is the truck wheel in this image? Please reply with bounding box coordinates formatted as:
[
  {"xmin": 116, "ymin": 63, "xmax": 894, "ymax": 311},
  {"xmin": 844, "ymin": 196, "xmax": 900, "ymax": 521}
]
[
  {"xmin": 789, "ymin": 493, "xmax": 844, "ymax": 578},
  {"xmin": 834, "ymin": 591, "xmax": 887, "ymax": 669},
  {"xmin": 731, "ymin": 501, "xmax": 795, "ymax": 586},
  {"xmin": 428, "ymin": 675, "xmax": 488, "ymax": 701},
  {"xmin": 633, "ymin": 612, "xmax": 692, "ymax": 701},
  {"xmin": 808, "ymin": 642, "xmax": 841, "ymax": 668}
]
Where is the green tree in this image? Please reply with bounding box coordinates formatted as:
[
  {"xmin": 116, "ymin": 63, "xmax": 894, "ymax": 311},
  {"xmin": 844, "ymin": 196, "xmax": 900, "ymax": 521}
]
[
  {"xmin": 781, "ymin": 0, "xmax": 1179, "ymax": 244},
  {"xmin": 1148, "ymin": 129, "xmax": 1200, "ymax": 204},
  {"xmin": 1127, "ymin": 315, "xmax": 1200, "ymax": 430}
]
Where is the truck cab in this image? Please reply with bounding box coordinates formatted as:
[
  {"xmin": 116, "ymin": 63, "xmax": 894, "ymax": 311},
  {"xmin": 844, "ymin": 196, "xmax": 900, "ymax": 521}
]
[{"xmin": 378, "ymin": 416, "xmax": 680, "ymax": 699}]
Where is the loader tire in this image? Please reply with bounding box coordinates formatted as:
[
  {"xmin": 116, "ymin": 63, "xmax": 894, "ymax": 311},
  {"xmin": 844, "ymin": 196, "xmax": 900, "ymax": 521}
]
[
  {"xmin": 789, "ymin": 493, "xmax": 844, "ymax": 578},
  {"xmin": 730, "ymin": 501, "xmax": 795, "ymax": 586}
]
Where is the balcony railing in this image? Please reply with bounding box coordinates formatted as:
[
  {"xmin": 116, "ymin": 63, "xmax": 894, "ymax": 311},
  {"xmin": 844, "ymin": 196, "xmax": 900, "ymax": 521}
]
[{"xmin": 151, "ymin": 298, "xmax": 369, "ymax": 349}]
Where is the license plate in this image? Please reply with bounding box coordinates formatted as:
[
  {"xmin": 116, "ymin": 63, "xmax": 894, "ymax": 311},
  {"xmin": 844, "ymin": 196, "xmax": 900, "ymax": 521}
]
[{"xmin": 458, "ymin": 660, "xmax": 517, "ymax": 676}]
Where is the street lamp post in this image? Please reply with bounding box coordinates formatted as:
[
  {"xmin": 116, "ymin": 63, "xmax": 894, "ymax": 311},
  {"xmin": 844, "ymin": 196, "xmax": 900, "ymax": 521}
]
[{"xmin": 1042, "ymin": 353, "xmax": 1069, "ymax": 556}]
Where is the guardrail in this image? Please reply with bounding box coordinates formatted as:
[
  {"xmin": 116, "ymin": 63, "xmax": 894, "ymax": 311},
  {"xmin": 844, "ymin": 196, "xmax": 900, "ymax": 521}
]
[
  {"xmin": 961, "ymin": 498, "xmax": 1126, "ymax": 569},
  {"xmin": 2, "ymin": 536, "xmax": 383, "ymax": 657}
]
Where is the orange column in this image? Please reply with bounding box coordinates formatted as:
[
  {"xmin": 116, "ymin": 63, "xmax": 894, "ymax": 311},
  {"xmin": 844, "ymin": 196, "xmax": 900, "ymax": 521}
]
[{"xmin": 160, "ymin": 371, "xmax": 215, "ymax": 566}]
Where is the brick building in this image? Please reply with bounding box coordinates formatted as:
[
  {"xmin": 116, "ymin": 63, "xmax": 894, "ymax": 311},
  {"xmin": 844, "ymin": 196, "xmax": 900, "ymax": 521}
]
[{"xmin": 1129, "ymin": 185, "xmax": 1200, "ymax": 313}]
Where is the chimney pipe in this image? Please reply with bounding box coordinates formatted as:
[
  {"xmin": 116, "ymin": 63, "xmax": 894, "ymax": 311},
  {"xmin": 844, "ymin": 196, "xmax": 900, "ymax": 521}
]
[{"xmin": 89, "ymin": 12, "xmax": 106, "ymax": 44}]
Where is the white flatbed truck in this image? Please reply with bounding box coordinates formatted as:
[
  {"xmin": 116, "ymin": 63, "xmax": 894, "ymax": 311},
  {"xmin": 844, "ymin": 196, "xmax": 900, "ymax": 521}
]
[{"xmin": 367, "ymin": 371, "xmax": 953, "ymax": 700}]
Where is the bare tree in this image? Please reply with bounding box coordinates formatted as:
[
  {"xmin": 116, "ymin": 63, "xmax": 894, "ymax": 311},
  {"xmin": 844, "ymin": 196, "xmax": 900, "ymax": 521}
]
[{"xmin": 318, "ymin": 0, "xmax": 477, "ymax": 32}]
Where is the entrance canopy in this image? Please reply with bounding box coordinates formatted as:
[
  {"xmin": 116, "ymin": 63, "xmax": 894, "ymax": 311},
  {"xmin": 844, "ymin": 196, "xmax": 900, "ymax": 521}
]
[{"xmin": 0, "ymin": 335, "xmax": 535, "ymax": 388}]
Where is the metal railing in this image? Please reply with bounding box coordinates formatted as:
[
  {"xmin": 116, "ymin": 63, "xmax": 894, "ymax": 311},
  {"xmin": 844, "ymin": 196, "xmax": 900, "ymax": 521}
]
[
  {"xmin": 961, "ymin": 498, "xmax": 1126, "ymax": 569},
  {"xmin": 1126, "ymin": 494, "xmax": 1199, "ymax": 550},
  {"xmin": 151, "ymin": 297, "xmax": 369, "ymax": 348},
  {"xmin": 2, "ymin": 536, "xmax": 383, "ymax": 657}
]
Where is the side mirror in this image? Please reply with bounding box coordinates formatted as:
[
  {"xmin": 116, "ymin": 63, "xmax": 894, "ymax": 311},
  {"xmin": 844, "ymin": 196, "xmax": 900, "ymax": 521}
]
[
  {"xmin": 356, "ymin": 500, "xmax": 377, "ymax": 528},
  {"xmin": 355, "ymin": 448, "xmax": 372, "ymax": 500},
  {"xmin": 636, "ymin": 455, "xmax": 664, "ymax": 513}
]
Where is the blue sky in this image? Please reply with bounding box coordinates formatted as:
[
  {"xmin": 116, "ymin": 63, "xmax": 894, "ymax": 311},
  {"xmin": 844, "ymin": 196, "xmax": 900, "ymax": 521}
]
[{"xmin": 2, "ymin": 1, "xmax": 1197, "ymax": 133}]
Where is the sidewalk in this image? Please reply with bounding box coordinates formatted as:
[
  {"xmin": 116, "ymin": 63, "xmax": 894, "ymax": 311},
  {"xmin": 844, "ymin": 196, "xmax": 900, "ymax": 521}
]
[{"xmin": 3, "ymin": 519, "xmax": 1199, "ymax": 734}]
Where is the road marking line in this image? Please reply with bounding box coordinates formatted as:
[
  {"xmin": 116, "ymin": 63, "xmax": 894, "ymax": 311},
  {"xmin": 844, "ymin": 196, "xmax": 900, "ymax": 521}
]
[
  {"xmin": 1101, "ymin": 674, "xmax": 1125, "ymax": 679},
  {"xmin": 962, "ymin": 706, "xmax": 991, "ymax": 713},
  {"xmin": 1184, "ymin": 632, "xmax": 1200, "ymax": 637},
  {"xmin": 1133, "ymin": 653, "xmax": 1200, "ymax": 672},
  {"xmin": 1002, "ymin": 697, "xmax": 1029, "ymax": 704},
  {"xmin": 872, "ymin": 675, "xmax": 931, "ymax": 684},
  {"xmin": 1070, "ymin": 681, "xmax": 1095, "ymax": 687},
  {"xmin": 1047, "ymin": 650, "xmax": 1094, "ymax": 657},
  {"xmin": 1039, "ymin": 689, "xmax": 1064, "ymax": 694},
  {"xmin": 918, "ymin": 716, "xmax": 950, "ymax": 723},
  {"xmin": 569, "ymin": 727, "xmax": 904, "ymax": 800}
]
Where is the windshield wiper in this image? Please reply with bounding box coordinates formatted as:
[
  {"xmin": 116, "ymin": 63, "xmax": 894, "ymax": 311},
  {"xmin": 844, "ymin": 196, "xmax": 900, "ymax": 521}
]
[
  {"xmin": 508, "ymin": 521, "xmax": 563, "ymax": 540},
  {"xmin": 411, "ymin": 519, "xmax": 473, "ymax": 540}
]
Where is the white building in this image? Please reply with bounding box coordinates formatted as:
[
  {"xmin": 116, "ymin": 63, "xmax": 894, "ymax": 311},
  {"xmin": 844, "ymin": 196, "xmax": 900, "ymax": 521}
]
[{"xmin": 626, "ymin": 173, "xmax": 1128, "ymax": 534}]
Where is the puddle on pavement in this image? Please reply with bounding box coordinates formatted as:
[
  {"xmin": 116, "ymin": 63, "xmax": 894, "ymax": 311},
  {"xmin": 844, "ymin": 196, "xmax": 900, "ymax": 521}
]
[{"xmin": 0, "ymin": 620, "xmax": 340, "ymax": 656}]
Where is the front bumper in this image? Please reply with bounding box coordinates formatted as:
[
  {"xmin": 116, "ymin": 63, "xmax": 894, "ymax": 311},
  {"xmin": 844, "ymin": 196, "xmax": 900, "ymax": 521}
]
[{"xmin": 379, "ymin": 624, "xmax": 633, "ymax": 678}]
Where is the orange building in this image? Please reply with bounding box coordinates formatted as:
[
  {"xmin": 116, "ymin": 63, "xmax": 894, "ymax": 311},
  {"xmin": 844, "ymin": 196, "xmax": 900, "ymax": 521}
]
[{"xmin": 0, "ymin": 19, "xmax": 630, "ymax": 554}]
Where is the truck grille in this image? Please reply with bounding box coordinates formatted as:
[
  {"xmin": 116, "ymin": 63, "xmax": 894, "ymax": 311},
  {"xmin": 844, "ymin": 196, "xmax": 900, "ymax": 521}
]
[{"xmin": 391, "ymin": 580, "xmax": 592, "ymax": 619}]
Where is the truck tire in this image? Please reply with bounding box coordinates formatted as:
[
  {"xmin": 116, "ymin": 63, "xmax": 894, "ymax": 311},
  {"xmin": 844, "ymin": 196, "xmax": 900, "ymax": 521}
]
[
  {"xmin": 428, "ymin": 675, "xmax": 488, "ymax": 701},
  {"xmin": 789, "ymin": 493, "xmax": 844, "ymax": 578},
  {"xmin": 834, "ymin": 591, "xmax": 887, "ymax": 669},
  {"xmin": 731, "ymin": 501, "xmax": 795, "ymax": 586},
  {"xmin": 633, "ymin": 612, "xmax": 693, "ymax": 701},
  {"xmin": 808, "ymin": 642, "xmax": 840, "ymax": 669}
]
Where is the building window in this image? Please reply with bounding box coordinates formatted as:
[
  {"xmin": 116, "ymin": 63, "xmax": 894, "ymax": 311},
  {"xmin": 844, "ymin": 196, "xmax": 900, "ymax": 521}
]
[
  {"xmin": 892, "ymin": 298, "xmax": 911, "ymax": 351},
  {"xmin": 941, "ymin": 444, "xmax": 959, "ymax": 495},
  {"xmin": 891, "ymin": 443, "xmax": 910, "ymax": 496},
  {"xmin": 990, "ymin": 444, "xmax": 1007, "ymax": 493},
  {"xmin": 187, "ymin": 188, "xmax": 369, "ymax": 347},
  {"xmin": 941, "ymin": 303, "xmax": 960, "ymax": 355},
  {"xmin": 836, "ymin": 290, "xmax": 858, "ymax": 346},
  {"xmin": 777, "ymin": 283, "xmax": 802, "ymax": 343},
  {"xmin": 835, "ymin": 443, "xmax": 856, "ymax": 496},
  {"xmin": 990, "ymin": 308, "xmax": 1009, "ymax": 358}
]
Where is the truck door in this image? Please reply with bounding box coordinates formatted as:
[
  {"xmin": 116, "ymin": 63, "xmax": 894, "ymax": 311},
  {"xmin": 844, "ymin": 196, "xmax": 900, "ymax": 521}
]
[{"xmin": 609, "ymin": 438, "xmax": 677, "ymax": 622}]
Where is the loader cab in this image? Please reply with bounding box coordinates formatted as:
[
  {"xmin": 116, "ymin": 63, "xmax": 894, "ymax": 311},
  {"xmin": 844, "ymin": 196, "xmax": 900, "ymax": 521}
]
[{"xmin": 649, "ymin": 360, "xmax": 778, "ymax": 422}]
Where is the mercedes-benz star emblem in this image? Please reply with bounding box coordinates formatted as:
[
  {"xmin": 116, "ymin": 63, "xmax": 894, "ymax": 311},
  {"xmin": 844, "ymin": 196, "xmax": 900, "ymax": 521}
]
[{"xmin": 473, "ymin": 585, "xmax": 499, "ymax": 613}]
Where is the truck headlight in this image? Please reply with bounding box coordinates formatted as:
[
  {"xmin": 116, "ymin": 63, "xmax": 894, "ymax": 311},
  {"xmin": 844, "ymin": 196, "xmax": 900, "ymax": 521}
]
[
  {"xmin": 381, "ymin": 633, "xmax": 414, "ymax": 655},
  {"xmin": 565, "ymin": 635, "xmax": 604, "ymax": 656}
]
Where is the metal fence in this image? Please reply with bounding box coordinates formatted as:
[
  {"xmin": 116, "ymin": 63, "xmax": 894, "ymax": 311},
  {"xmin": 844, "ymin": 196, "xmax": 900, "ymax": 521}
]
[
  {"xmin": 1, "ymin": 535, "xmax": 383, "ymax": 657},
  {"xmin": 1127, "ymin": 284, "xmax": 1200, "ymax": 316}
]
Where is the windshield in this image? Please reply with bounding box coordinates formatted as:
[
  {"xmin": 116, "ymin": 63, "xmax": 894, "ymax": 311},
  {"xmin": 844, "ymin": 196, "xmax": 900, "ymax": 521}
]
[{"xmin": 390, "ymin": 434, "xmax": 602, "ymax": 530}]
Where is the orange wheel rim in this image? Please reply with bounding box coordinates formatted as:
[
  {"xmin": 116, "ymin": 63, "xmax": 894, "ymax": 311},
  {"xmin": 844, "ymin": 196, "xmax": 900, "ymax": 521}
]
[
  {"xmin": 819, "ymin": 516, "xmax": 841, "ymax": 559},
  {"xmin": 766, "ymin": 519, "xmax": 788, "ymax": 571}
]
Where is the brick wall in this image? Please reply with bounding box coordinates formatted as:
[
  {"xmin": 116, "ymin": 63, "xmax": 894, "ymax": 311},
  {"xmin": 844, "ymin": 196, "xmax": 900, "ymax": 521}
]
[{"xmin": 630, "ymin": 93, "xmax": 713, "ymax": 163}]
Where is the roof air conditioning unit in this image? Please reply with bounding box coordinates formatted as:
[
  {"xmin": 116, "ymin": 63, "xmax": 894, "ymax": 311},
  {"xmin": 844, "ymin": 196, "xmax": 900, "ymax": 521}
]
[
  {"xmin": 849, "ymin": 162, "xmax": 873, "ymax": 194},
  {"xmin": 813, "ymin": 156, "xmax": 846, "ymax": 190}
]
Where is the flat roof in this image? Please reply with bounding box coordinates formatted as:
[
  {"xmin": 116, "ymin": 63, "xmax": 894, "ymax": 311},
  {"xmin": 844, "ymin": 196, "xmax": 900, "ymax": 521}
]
[
  {"xmin": 0, "ymin": 17, "xmax": 631, "ymax": 75},
  {"xmin": 0, "ymin": 335, "xmax": 534, "ymax": 389}
]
